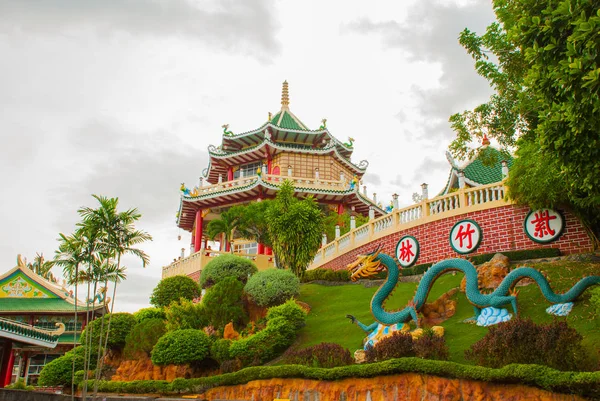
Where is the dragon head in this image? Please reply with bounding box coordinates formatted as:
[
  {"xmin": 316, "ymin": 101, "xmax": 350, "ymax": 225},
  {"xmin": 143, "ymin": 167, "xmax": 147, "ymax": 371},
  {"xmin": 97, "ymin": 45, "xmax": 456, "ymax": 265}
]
[{"xmin": 347, "ymin": 245, "xmax": 383, "ymax": 281}]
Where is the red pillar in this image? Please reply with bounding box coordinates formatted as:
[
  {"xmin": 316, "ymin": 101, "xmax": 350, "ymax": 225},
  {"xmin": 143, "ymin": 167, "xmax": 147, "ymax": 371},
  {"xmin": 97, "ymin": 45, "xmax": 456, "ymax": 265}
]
[
  {"xmin": 257, "ymin": 243, "xmax": 265, "ymax": 255},
  {"xmin": 265, "ymin": 246, "xmax": 272, "ymax": 256},
  {"xmin": 0, "ymin": 342, "xmax": 13, "ymax": 387},
  {"xmin": 337, "ymin": 203, "xmax": 345, "ymax": 215},
  {"xmin": 267, "ymin": 156, "xmax": 272, "ymax": 174},
  {"xmin": 227, "ymin": 166, "xmax": 233, "ymax": 181},
  {"xmin": 194, "ymin": 210, "xmax": 203, "ymax": 253}
]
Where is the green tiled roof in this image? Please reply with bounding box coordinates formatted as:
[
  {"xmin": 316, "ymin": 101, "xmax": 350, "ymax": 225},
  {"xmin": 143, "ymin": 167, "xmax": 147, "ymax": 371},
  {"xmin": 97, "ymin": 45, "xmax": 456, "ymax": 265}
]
[
  {"xmin": 271, "ymin": 110, "xmax": 309, "ymax": 130},
  {"xmin": 58, "ymin": 333, "xmax": 81, "ymax": 344},
  {"xmin": 463, "ymin": 147, "xmax": 514, "ymax": 185},
  {"xmin": 0, "ymin": 298, "xmax": 98, "ymax": 313}
]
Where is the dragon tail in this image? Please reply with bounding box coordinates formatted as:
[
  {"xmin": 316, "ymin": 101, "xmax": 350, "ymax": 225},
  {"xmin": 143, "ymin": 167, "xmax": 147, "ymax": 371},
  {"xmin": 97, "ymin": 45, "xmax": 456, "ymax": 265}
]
[{"xmin": 498, "ymin": 268, "xmax": 600, "ymax": 304}]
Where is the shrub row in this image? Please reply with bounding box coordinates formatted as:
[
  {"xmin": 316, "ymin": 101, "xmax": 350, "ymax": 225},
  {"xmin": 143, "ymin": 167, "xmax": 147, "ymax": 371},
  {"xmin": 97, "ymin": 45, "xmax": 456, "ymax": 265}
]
[
  {"xmin": 86, "ymin": 358, "xmax": 600, "ymax": 399},
  {"xmin": 400, "ymin": 263, "xmax": 433, "ymax": 276},
  {"xmin": 365, "ymin": 330, "xmax": 449, "ymax": 362},
  {"xmin": 282, "ymin": 343, "xmax": 354, "ymax": 368},
  {"xmin": 301, "ymin": 268, "xmax": 351, "ymax": 282}
]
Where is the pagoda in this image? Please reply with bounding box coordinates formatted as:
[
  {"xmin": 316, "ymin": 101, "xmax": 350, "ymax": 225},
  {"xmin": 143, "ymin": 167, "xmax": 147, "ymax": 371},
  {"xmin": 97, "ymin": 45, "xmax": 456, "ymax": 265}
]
[
  {"xmin": 164, "ymin": 82, "xmax": 384, "ymax": 279},
  {"xmin": 0, "ymin": 256, "xmax": 106, "ymax": 386}
]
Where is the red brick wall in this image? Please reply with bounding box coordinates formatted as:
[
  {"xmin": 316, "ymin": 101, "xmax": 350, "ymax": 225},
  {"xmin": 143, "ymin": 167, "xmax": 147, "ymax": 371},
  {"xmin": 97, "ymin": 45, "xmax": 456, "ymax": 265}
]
[
  {"xmin": 320, "ymin": 205, "xmax": 592, "ymax": 271},
  {"xmin": 187, "ymin": 270, "xmax": 201, "ymax": 282}
]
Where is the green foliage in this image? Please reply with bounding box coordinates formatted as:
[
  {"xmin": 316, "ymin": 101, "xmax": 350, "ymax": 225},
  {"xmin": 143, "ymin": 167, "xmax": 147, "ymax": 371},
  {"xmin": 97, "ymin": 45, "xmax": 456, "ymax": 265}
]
[
  {"xmin": 400, "ymin": 263, "xmax": 433, "ymax": 277},
  {"xmin": 450, "ymin": 0, "xmax": 600, "ymax": 240},
  {"xmin": 39, "ymin": 346, "xmax": 97, "ymax": 386},
  {"xmin": 73, "ymin": 370, "xmax": 85, "ymax": 386},
  {"xmin": 124, "ymin": 318, "xmax": 167, "ymax": 358},
  {"xmin": 413, "ymin": 329, "xmax": 450, "ymax": 361},
  {"xmin": 199, "ymin": 254, "xmax": 258, "ymax": 289},
  {"xmin": 365, "ymin": 332, "xmax": 414, "ymax": 362},
  {"xmin": 229, "ymin": 201, "xmax": 272, "ymax": 248},
  {"xmin": 301, "ymin": 268, "xmax": 351, "ymax": 282},
  {"xmin": 164, "ymin": 298, "xmax": 208, "ymax": 331},
  {"xmin": 590, "ymin": 287, "xmax": 600, "ymax": 316},
  {"xmin": 202, "ymin": 277, "xmax": 247, "ymax": 330},
  {"xmin": 151, "ymin": 329, "xmax": 212, "ymax": 366},
  {"xmin": 150, "ymin": 276, "xmax": 200, "ymax": 308},
  {"xmin": 81, "ymin": 312, "xmax": 136, "ymax": 351},
  {"xmin": 134, "ymin": 307, "xmax": 166, "ymax": 323},
  {"xmin": 244, "ymin": 269, "xmax": 300, "ymax": 307},
  {"xmin": 205, "ymin": 209, "xmax": 240, "ymax": 252},
  {"xmin": 87, "ymin": 359, "xmax": 600, "ymax": 399},
  {"xmin": 465, "ymin": 318, "xmax": 593, "ymax": 371},
  {"xmin": 5, "ymin": 379, "xmax": 33, "ymax": 391},
  {"xmin": 266, "ymin": 181, "xmax": 324, "ymax": 276},
  {"xmin": 229, "ymin": 301, "xmax": 307, "ymax": 366},
  {"xmin": 210, "ymin": 339, "xmax": 232, "ymax": 364},
  {"xmin": 283, "ymin": 343, "xmax": 354, "ymax": 368},
  {"xmin": 323, "ymin": 210, "xmax": 368, "ymax": 243}
]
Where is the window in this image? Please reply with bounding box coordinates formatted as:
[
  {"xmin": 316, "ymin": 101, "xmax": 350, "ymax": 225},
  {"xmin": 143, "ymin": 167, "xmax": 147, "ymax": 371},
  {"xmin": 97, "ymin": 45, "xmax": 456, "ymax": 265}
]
[
  {"xmin": 233, "ymin": 162, "xmax": 262, "ymax": 179},
  {"xmin": 233, "ymin": 242, "xmax": 258, "ymax": 255}
]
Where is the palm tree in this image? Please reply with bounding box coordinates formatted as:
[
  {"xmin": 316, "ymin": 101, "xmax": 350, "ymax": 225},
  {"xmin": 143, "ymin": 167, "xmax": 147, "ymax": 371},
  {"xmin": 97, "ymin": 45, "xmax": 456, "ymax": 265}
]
[{"xmin": 206, "ymin": 208, "xmax": 239, "ymax": 252}]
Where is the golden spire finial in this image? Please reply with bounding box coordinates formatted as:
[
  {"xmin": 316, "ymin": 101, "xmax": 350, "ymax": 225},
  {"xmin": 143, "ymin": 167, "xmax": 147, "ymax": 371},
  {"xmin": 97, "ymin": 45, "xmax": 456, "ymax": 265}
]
[{"xmin": 281, "ymin": 80, "xmax": 289, "ymax": 110}]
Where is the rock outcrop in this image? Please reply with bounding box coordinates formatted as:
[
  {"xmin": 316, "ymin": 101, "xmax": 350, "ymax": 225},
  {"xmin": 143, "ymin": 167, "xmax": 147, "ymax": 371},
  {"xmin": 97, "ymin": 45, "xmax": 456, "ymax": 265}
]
[
  {"xmin": 460, "ymin": 253, "xmax": 510, "ymax": 292},
  {"xmin": 420, "ymin": 288, "xmax": 458, "ymax": 325}
]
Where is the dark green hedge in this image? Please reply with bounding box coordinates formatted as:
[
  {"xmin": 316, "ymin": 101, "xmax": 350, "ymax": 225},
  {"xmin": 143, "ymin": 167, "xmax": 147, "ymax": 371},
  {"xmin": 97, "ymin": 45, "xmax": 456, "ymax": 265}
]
[
  {"xmin": 86, "ymin": 358, "xmax": 600, "ymax": 399},
  {"xmin": 400, "ymin": 263, "xmax": 433, "ymax": 276}
]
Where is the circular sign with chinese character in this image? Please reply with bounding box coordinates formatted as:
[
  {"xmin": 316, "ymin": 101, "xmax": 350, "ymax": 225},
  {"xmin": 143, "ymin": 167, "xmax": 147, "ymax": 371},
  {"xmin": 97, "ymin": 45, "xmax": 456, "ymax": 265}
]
[
  {"xmin": 449, "ymin": 219, "xmax": 482, "ymax": 254},
  {"xmin": 524, "ymin": 209, "xmax": 564, "ymax": 243},
  {"xmin": 395, "ymin": 236, "xmax": 420, "ymax": 267}
]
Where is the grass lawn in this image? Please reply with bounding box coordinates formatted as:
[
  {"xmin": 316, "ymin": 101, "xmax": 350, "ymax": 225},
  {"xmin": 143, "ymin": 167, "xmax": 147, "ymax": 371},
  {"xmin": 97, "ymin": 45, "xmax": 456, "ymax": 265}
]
[{"xmin": 295, "ymin": 259, "xmax": 600, "ymax": 366}]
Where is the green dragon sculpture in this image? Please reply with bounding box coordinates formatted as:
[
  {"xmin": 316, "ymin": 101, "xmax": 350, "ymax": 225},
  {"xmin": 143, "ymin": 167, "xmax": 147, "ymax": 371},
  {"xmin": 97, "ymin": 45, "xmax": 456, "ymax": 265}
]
[
  {"xmin": 346, "ymin": 246, "xmax": 600, "ymax": 333},
  {"xmin": 343, "ymin": 137, "xmax": 355, "ymax": 148},
  {"xmin": 222, "ymin": 124, "xmax": 234, "ymax": 136}
]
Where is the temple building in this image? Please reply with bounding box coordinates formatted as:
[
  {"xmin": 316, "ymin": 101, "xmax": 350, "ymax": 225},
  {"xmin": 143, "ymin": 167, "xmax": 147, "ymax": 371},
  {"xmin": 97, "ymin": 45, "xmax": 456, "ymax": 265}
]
[
  {"xmin": 0, "ymin": 256, "xmax": 106, "ymax": 386},
  {"xmin": 163, "ymin": 81, "xmax": 384, "ymax": 280}
]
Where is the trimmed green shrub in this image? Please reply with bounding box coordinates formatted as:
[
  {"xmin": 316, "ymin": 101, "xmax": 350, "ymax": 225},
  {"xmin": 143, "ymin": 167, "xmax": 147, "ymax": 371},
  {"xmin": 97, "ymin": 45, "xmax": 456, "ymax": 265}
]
[
  {"xmin": 283, "ymin": 343, "xmax": 353, "ymax": 368},
  {"xmin": 465, "ymin": 318, "xmax": 592, "ymax": 371},
  {"xmin": 199, "ymin": 254, "xmax": 258, "ymax": 289},
  {"xmin": 150, "ymin": 276, "xmax": 200, "ymax": 308},
  {"xmin": 124, "ymin": 318, "xmax": 167, "ymax": 358},
  {"xmin": 164, "ymin": 298, "xmax": 208, "ymax": 331},
  {"xmin": 244, "ymin": 269, "xmax": 300, "ymax": 307},
  {"xmin": 6, "ymin": 379, "xmax": 33, "ymax": 391},
  {"xmin": 151, "ymin": 329, "xmax": 212, "ymax": 366},
  {"xmin": 86, "ymin": 360, "xmax": 600, "ymax": 399},
  {"xmin": 301, "ymin": 268, "xmax": 350, "ymax": 282},
  {"xmin": 202, "ymin": 276, "xmax": 247, "ymax": 330},
  {"xmin": 266, "ymin": 300, "xmax": 307, "ymax": 329},
  {"xmin": 365, "ymin": 332, "xmax": 414, "ymax": 362},
  {"xmin": 400, "ymin": 263, "xmax": 433, "ymax": 276},
  {"xmin": 134, "ymin": 307, "xmax": 166, "ymax": 323},
  {"xmin": 38, "ymin": 346, "xmax": 97, "ymax": 386},
  {"xmin": 81, "ymin": 312, "xmax": 137, "ymax": 351},
  {"xmin": 210, "ymin": 339, "xmax": 232, "ymax": 364}
]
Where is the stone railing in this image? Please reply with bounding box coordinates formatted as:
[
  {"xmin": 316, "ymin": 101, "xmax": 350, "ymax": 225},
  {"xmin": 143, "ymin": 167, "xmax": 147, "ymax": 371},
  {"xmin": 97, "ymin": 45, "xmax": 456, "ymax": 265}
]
[
  {"xmin": 162, "ymin": 250, "xmax": 275, "ymax": 279},
  {"xmin": 309, "ymin": 181, "xmax": 510, "ymax": 270}
]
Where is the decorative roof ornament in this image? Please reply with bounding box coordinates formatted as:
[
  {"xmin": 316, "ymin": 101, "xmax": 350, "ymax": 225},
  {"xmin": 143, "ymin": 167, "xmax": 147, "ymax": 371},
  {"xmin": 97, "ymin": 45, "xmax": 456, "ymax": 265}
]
[
  {"xmin": 268, "ymin": 112, "xmax": 272, "ymax": 121},
  {"xmin": 343, "ymin": 137, "xmax": 355, "ymax": 148},
  {"xmin": 481, "ymin": 133, "xmax": 490, "ymax": 146},
  {"xmin": 319, "ymin": 118, "xmax": 327, "ymax": 130},
  {"xmin": 222, "ymin": 124, "xmax": 234, "ymax": 136},
  {"xmin": 281, "ymin": 80, "xmax": 290, "ymax": 110}
]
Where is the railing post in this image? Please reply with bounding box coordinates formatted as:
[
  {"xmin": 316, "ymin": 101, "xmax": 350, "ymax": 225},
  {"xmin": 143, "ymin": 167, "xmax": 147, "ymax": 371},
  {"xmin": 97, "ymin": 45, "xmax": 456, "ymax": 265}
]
[{"xmin": 458, "ymin": 188, "xmax": 467, "ymax": 209}]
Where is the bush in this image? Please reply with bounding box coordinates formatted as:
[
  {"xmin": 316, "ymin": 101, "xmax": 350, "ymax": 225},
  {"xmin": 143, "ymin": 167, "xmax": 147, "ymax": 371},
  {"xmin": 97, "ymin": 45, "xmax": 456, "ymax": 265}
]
[
  {"xmin": 400, "ymin": 263, "xmax": 433, "ymax": 276},
  {"xmin": 38, "ymin": 346, "xmax": 97, "ymax": 386},
  {"xmin": 199, "ymin": 254, "xmax": 258, "ymax": 289},
  {"xmin": 590, "ymin": 286, "xmax": 600, "ymax": 316},
  {"xmin": 6, "ymin": 378, "xmax": 33, "ymax": 391},
  {"xmin": 365, "ymin": 332, "xmax": 414, "ymax": 362},
  {"xmin": 202, "ymin": 277, "xmax": 247, "ymax": 330},
  {"xmin": 134, "ymin": 307, "xmax": 166, "ymax": 323},
  {"xmin": 266, "ymin": 300, "xmax": 307, "ymax": 330},
  {"xmin": 210, "ymin": 339, "xmax": 232, "ymax": 364},
  {"xmin": 412, "ymin": 329, "xmax": 449, "ymax": 361},
  {"xmin": 220, "ymin": 359, "xmax": 242, "ymax": 373},
  {"xmin": 465, "ymin": 317, "xmax": 592, "ymax": 371},
  {"xmin": 151, "ymin": 329, "xmax": 212, "ymax": 366},
  {"xmin": 81, "ymin": 312, "xmax": 137, "ymax": 351},
  {"xmin": 300, "ymin": 268, "xmax": 350, "ymax": 282},
  {"xmin": 244, "ymin": 269, "xmax": 300, "ymax": 307},
  {"xmin": 283, "ymin": 343, "xmax": 353, "ymax": 368},
  {"xmin": 124, "ymin": 318, "xmax": 167, "ymax": 358},
  {"xmin": 150, "ymin": 276, "xmax": 200, "ymax": 308},
  {"xmin": 164, "ymin": 299, "xmax": 208, "ymax": 331}
]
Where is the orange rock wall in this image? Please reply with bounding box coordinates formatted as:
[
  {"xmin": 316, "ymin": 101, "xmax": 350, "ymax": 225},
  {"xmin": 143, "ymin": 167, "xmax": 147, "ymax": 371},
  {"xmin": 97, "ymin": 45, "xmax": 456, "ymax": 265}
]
[
  {"xmin": 112, "ymin": 356, "xmax": 193, "ymax": 382},
  {"xmin": 202, "ymin": 374, "xmax": 587, "ymax": 401}
]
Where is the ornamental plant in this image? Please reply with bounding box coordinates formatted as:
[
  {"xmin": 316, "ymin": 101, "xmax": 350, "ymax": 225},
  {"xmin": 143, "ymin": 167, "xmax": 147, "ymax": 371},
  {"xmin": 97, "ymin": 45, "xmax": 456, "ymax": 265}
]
[
  {"xmin": 150, "ymin": 276, "xmax": 200, "ymax": 308},
  {"xmin": 134, "ymin": 307, "xmax": 166, "ymax": 323},
  {"xmin": 151, "ymin": 329, "xmax": 212, "ymax": 367},
  {"xmin": 412, "ymin": 329, "xmax": 449, "ymax": 361},
  {"xmin": 365, "ymin": 332, "xmax": 414, "ymax": 363},
  {"xmin": 202, "ymin": 277, "xmax": 247, "ymax": 330},
  {"xmin": 81, "ymin": 313, "xmax": 137, "ymax": 351},
  {"xmin": 164, "ymin": 298, "xmax": 208, "ymax": 331},
  {"xmin": 283, "ymin": 343, "xmax": 353, "ymax": 368},
  {"xmin": 38, "ymin": 346, "xmax": 97, "ymax": 386},
  {"xmin": 244, "ymin": 268, "xmax": 300, "ymax": 307},
  {"xmin": 123, "ymin": 318, "xmax": 167, "ymax": 358},
  {"xmin": 199, "ymin": 254, "xmax": 258, "ymax": 289}
]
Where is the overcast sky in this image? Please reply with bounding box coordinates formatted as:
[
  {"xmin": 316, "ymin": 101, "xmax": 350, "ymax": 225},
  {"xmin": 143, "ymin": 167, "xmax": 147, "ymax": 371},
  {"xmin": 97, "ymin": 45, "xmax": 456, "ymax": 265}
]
[{"xmin": 0, "ymin": 0, "xmax": 496, "ymax": 312}]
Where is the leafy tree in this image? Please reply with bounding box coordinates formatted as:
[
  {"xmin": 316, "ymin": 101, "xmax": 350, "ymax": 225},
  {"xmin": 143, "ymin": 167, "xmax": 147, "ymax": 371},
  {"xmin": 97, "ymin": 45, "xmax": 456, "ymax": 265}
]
[
  {"xmin": 450, "ymin": 0, "xmax": 600, "ymax": 242},
  {"xmin": 323, "ymin": 210, "xmax": 368, "ymax": 242},
  {"xmin": 81, "ymin": 313, "xmax": 137, "ymax": 351},
  {"xmin": 202, "ymin": 277, "xmax": 247, "ymax": 330},
  {"xmin": 150, "ymin": 275, "xmax": 200, "ymax": 308},
  {"xmin": 229, "ymin": 201, "xmax": 273, "ymax": 248},
  {"xmin": 164, "ymin": 299, "xmax": 208, "ymax": 331},
  {"xmin": 198, "ymin": 254, "xmax": 257, "ymax": 289},
  {"xmin": 206, "ymin": 208, "xmax": 240, "ymax": 252},
  {"xmin": 151, "ymin": 329, "xmax": 212, "ymax": 366},
  {"xmin": 133, "ymin": 307, "xmax": 166, "ymax": 323},
  {"xmin": 266, "ymin": 181, "xmax": 324, "ymax": 276},
  {"xmin": 123, "ymin": 318, "xmax": 167, "ymax": 358},
  {"xmin": 244, "ymin": 269, "xmax": 300, "ymax": 307}
]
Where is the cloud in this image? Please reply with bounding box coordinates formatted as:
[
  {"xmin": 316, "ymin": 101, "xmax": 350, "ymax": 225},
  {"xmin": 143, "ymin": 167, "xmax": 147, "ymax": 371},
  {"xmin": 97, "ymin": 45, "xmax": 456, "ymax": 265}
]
[
  {"xmin": 344, "ymin": 0, "xmax": 496, "ymax": 141},
  {"xmin": 362, "ymin": 173, "xmax": 382, "ymax": 186},
  {"xmin": 0, "ymin": 0, "xmax": 281, "ymax": 60},
  {"xmin": 412, "ymin": 156, "xmax": 449, "ymax": 185}
]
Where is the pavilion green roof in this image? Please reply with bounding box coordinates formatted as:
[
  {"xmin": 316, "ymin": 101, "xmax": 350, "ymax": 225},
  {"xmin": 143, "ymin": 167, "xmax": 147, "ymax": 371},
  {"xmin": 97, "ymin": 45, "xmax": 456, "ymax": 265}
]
[
  {"xmin": 463, "ymin": 147, "xmax": 514, "ymax": 185},
  {"xmin": 270, "ymin": 110, "xmax": 309, "ymax": 131},
  {"xmin": 0, "ymin": 298, "xmax": 102, "ymax": 313}
]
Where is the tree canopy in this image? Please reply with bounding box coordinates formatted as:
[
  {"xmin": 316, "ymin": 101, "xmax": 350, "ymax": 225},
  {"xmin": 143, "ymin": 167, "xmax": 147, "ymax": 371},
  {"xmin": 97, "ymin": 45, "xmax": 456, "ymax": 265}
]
[{"xmin": 450, "ymin": 0, "xmax": 600, "ymax": 241}]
